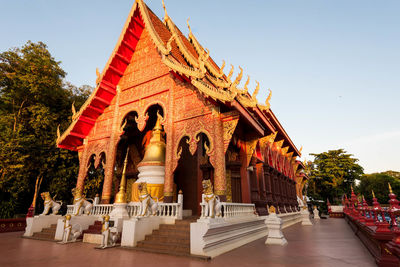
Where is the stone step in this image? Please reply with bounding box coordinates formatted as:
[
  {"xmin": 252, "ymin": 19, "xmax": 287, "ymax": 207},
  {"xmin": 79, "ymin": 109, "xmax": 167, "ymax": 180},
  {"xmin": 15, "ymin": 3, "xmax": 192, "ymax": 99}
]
[
  {"xmin": 32, "ymin": 232, "xmax": 55, "ymax": 239},
  {"xmin": 144, "ymin": 234, "xmax": 190, "ymax": 245},
  {"xmin": 159, "ymin": 224, "xmax": 190, "ymax": 231},
  {"xmin": 151, "ymin": 229, "xmax": 190, "ymax": 238},
  {"xmin": 41, "ymin": 228, "xmax": 57, "ymax": 234},
  {"xmin": 130, "ymin": 246, "xmax": 192, "ymax": 258},
  {"xmin": 137, "ymin": 240, "xmax": 190, "ymax": 254}
]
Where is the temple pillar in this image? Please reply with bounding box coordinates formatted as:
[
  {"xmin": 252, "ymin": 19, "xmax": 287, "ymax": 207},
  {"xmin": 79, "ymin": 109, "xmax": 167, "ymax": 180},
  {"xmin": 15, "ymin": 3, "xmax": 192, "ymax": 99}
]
[
  {"xmin": 239, "ymin": 145, "xmax": 251, "ymax": 203},
  {"xmin": 257, "ymin": 163, "xmax": 266, "ymax": 200},
  {"xmin": 211, "ymin": 114, "xmax": 226, "ymax": 201},
  {"xmin": 76, "ymin": 143, "xmax": 89, "ymax": 191},
  {"xmin": 101, "ymin": 86, "xmax": 121, "ymax": 204},
  {"xmin": 163, "ymin": 89, "xmax": 175, "ymax": 203}
]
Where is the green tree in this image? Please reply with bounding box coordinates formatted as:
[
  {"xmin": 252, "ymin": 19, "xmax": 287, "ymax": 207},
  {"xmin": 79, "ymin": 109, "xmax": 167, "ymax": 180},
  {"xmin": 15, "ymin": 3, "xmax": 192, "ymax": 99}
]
[
  {"xmin": 307, "ymin": 149, "xmax": 364, "ymax": 204},
  {"xmin": 357, "ymin": 172, "xmax": 400, "ymax": 205},
  {"xmin": 0, "ymin": 41, "xmax": 91, "ymax": 218}
]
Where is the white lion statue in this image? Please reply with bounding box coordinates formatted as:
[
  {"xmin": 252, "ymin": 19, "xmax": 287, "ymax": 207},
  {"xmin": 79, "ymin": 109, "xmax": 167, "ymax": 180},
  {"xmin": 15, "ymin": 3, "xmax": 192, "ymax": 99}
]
[
  {"xmin": 201, "ymin": 179, "xmax": 222, "ymax": 218},
  {"xmin": 138, "ymin": 182, "xmax": 158, "ymax": 217},
  {"xmin": 71, "ymin": 188, "xmax": 93, "ymax": 216},
  {"xmin": 40, "ymin": 192, "xmax": 62, "ymax": 215}
]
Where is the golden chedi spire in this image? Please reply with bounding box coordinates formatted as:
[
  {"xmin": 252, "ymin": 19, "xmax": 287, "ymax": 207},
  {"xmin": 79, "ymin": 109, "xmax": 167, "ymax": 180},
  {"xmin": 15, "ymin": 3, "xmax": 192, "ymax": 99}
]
[
  {"xmin": 114, "ymin": 148, "xmax": 129, "ymax": 204},
  {"xmin": 138, "ymin": 112, "xmax": 166, "ymax": 166}
]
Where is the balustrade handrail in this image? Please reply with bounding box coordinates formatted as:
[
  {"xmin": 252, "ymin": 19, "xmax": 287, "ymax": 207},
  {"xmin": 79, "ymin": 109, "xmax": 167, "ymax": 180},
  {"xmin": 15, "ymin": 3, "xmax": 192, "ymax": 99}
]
[{"xmin": 200, "ymin": 202, "xmax": 257, "ymax": 219}]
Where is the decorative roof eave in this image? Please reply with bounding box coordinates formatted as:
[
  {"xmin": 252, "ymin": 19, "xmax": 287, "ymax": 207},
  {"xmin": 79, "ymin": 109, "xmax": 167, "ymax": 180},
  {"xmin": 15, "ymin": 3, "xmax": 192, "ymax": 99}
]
[
  {"xmin": 187, "ymin": 20, "xmax": 224, "ymax": 79},
  {"xmin": 57, "ymin": 1, "xmax": 144, "ymax": 150},
  {"xmin": 206, "ymin": 73, "xmax": 231, "ymax": 88},
  {"xmin": 191, "ymin": 78, "xmax": 236, "ymax": 103},
  {"xmin": 137, "ymin": 0, "xmax": 172, "ymax": 56},
  {"xmin": 162, "ymin": 54, "xmax": 204, "ymax": 79},
  {"xmin": 162, "ymin": 3, "xmax": 200, "ymax": 68},
  {"xmin": 267, "ymin": 109, "xmax": 301, "ymax": 157}
]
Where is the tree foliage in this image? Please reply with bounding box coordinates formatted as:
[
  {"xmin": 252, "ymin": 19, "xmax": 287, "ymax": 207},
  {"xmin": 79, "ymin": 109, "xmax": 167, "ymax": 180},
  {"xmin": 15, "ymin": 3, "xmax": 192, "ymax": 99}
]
[
  {"xmin": 306, "ymin": 149, "xmax": 364, "ymax": 204},
  {"xmin": 0, "ymin": 41, "xmax": 91, "ymax": 218},
  {"xmin": 357, "ymin": 172, "xmax": 400, "ymax": 205}
]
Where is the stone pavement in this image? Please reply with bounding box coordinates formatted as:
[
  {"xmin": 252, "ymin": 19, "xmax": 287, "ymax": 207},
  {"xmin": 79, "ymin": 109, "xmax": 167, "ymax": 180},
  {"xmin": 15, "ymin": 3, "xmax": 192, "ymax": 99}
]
[{"xmin": 0, "ymin": 218, "xmax": 375, "ymax": 267}]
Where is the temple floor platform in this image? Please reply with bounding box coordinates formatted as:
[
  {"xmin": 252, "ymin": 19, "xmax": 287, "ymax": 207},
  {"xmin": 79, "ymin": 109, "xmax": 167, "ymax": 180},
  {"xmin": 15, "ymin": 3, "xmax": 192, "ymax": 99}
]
[{"xmin": 1, "ymin": 218, "xmax": 375, "ymax": 267}]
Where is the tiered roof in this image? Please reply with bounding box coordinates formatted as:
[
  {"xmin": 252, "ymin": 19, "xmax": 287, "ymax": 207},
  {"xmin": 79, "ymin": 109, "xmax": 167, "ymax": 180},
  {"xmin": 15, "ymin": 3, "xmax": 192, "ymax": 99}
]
[{"xmin": 57, "ymin": 0, "xmax": 301, "ymax": 158}]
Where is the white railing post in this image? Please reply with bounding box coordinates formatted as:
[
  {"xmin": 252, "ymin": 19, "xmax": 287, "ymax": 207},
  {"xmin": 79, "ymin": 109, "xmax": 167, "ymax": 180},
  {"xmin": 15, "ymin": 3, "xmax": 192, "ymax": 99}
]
[{"xmin": 177, "ymin": 190, "xmax": 183, "ymax": 219}]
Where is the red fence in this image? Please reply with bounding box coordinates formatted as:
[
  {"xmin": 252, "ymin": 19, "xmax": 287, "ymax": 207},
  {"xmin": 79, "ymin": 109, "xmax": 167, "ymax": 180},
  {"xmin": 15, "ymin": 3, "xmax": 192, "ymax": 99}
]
[
  {"xmin": 0, "ymin": 218, "xmax": 26, "ymax": 233},
  {"xmin": 344, "ymin": 188, "xmax": 400, "ymax": 267}
]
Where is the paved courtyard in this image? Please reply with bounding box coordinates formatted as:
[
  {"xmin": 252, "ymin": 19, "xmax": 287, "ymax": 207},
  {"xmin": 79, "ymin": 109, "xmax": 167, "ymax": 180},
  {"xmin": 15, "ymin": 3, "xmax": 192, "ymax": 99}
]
[{"xmin": 0, "ymin": 218, "xmax": 375, "ymax": 267}]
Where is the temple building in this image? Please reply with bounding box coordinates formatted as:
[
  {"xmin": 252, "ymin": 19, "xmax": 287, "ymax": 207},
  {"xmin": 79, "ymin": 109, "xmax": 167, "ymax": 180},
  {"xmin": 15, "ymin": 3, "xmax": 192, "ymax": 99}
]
[{"xmin": 57, "ymin": 0, "xmax": 306, "ymax": 217}]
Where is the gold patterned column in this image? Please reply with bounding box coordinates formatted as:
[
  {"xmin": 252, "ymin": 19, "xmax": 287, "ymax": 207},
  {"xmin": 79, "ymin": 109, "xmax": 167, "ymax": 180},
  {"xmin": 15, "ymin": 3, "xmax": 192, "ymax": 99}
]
[
  {"xmin": 211, "ymin": 112, "xmax": 226, "ymax": 201},
  {"xmin": 76, "ymin": 143, "xmax": 89, "ymax": 191},
  {"xmin": 163, "ymin": 90, "xmax": 174, "ymax": 203},
  {"xmin": 101, "ymin": 86, "xmax": 121, "ymax": 204}
]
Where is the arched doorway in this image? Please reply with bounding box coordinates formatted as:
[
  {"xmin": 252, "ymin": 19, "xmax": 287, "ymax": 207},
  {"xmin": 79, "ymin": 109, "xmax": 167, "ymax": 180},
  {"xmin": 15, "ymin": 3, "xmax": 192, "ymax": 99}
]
[
  {"xmin": 174, "ymin": 133, "xmax": 212, "ymax": 216},
  {"xmin": 115, "ymin": 104, "xmax": 165, "ymax": 202}
]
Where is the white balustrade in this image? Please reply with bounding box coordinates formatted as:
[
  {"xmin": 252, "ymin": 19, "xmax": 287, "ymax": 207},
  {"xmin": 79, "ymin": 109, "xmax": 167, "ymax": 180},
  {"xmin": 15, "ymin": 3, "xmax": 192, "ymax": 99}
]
[
  {"xmin": 66, "ymin": 204, "xmax": 113, "ymax": 216},
  {"xmin": 200, "ymin": 202, "xmax": 257, "ymax": 219},
  {"xmin": 127, "ymin": 202, "xmax": 182, "ymax": 219},
  {"xmin": 90, "ymin": 204, "xmax": 113, "ymax": 216}
]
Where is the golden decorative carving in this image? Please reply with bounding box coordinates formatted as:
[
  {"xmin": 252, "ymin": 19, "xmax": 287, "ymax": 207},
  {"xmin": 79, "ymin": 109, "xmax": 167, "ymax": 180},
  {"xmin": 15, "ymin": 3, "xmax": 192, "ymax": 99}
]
[
  {"xmin": 243, "ymin": 76, "xmax": 250, "ymax": 93},
  {"xmin": 135, "ymin": 112, "xmax": 149, "ymax": 132},
  {"xmin": 252, "ymin": 81, "xmax": 260, "ymax": 99},
  {"xmin": 187, "ymin": 18, "xmax": 224, "ymax": 78},
  {"xmin": 163, "ymin": 2, "xmax": 200, "ymax": 69},
  {"xmin": 206, "ymin": 74, "xmax": 231, "ymax": 90},
  {"xmin": 162, "ymin": 55, "xmax": 204, "ymax": 78},
  {"xmin": 281, "ymin": 146, "xmax": 289, "ymax": 156},
  {"xmin": 236, "ymin": 93, "xmax": 257, "ymax": 108},
  {"xmin": 227, "ymin": 64, "xmax": 234, "ymax": 82},
  {"xmin": 138, "ymin": 0, "xmax": 171, "ymax": 55},
  {"xmin": 222, "ymin": 118, "xmax": 239, "ymax": 153},
  {"xmin": 191, "ymin": 79, "xmax": 236, "ymax": 103},
  {"xmin": 230, "ymin": 66, "xmax": 243, "ymax": 90},
  {"xmin": 246, "ymin": 140, "xmax": 258, "ymax": 166}
]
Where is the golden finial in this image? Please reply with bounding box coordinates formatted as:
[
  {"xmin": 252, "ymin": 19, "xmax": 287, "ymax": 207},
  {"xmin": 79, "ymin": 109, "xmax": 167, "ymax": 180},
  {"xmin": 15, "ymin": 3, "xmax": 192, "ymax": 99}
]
[
  {"xmin": 162, "ymin": 0, "xmax": 168, "ymax": 20},
  {"xmin": 65, "ymin": 214, "xmax": 71, "ymax": 220},
  {"xmin": 268, "ymin": 205, "xmax": 276, "ymax": 214},
  {"xmin": 57, "ymin": 125, "xmax": 61, "ymax": 139},
  {"xmin": 71, "ymin": 101, "xmax": 76, "ymax": 118},
  {"xmin": 178, "ymin": 190, "xmax": 183, "ymax": 194},
  {"xmin": 187, "ymin": 18, "xmax": 192, "ymax": 34},
  {"xmin": 351, "ymin": 185, "xmax": 354, "ymax": 193},
  {"xmin": 227, "ymin": 64, "xmax": 234, "ymax": 81},
  {"xmin": 252, "ymin": 81, "xmax": 260, "ymax": 99},
  {"xmin": 232, "ymin": 66, "xmax": 243, "ymax": 87},
  {"xmin": 265, "ymin": 89, "xmax": 272, "ymax": 105},
  {"xmin": 243, "ymin": 76, "xmax": 250, "ymax": 93},
  {"xmin": 372, "ymin": 190, "xmax": 376, "ymax": 198},
  {"xmin": 96, "ymin": 68, "xmax": 101, "ymax": 84},
  {"xmin": 389, "ymin": 183, "xmax": 393, "ymax": 194},
  {"xmin": 219, "ymin": 60, "xmax": 226, "ymax": 75}
]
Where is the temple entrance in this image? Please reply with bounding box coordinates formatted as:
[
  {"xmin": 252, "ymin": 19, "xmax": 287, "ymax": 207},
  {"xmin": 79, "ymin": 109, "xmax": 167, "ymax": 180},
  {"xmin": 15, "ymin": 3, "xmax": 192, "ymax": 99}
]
[
  {"xmin": 174, "ymin": 137, "xmax": 198, "ymax": 215},
  {"xmin": 174, "ymin": 133, "xmax": 212, "ymax": 216}
]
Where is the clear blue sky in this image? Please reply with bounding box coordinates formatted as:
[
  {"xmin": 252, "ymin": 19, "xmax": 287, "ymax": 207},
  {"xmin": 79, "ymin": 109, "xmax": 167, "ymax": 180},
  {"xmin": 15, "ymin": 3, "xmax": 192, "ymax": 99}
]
[{"xmin": 1, "ymin": 0, "xmax": 399, "ymax": 173}]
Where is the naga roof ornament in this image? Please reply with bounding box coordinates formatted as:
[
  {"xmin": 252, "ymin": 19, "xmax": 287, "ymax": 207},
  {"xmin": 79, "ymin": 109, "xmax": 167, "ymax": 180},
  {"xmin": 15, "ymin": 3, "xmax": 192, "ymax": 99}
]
[{"xmin": 252, "ymin": 81, "xmax": 260, "ymax": 99}]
